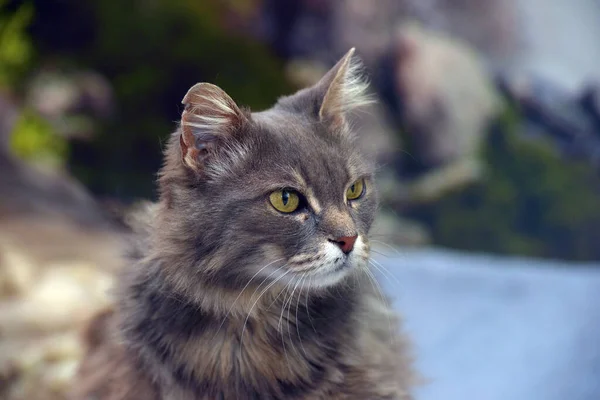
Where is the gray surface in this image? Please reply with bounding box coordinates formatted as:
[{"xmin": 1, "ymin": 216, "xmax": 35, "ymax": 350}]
[{"xmin": 373, "ymin": 247, "xmax": 600, "ymax": 400}]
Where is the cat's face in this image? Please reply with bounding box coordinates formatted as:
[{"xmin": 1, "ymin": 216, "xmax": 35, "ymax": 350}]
[{"xmin": 159, "ymin": 49, "xmax": 377, "ymax": 290}]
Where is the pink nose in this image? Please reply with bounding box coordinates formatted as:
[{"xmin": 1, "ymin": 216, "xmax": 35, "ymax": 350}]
[{"xmin": 332, "ymin": 235, "xmax": 358, "ymax": 254}]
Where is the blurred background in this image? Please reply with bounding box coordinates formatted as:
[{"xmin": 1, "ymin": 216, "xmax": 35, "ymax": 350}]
[{"xmin": 0, "ymin": 0, "xmax": 599, "ymax": 399}]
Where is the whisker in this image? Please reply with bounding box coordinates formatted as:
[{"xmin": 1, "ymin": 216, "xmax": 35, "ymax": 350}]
[
  {"xmin": 285, "ymin": 276, "xmax": 304, "ymax": 359},
  {"xmin": 245, "ymin": 265, "xmax": 285, "ymax": 307},
  {"xmin": 368, "ymin": 262, "xmax": 400, "ymax": 310},
  {"xmin": 276, "ymin": 278, "xmax": 294, "ymax": 333},
  {"xmin": 333, "ymin": 276, "xmax": 345, "ymax": 299},
  {"xmin": 355, "ymin": 269, "xmax": 363, "ymax": 292},
  {"xmin": 305, "ymin": 275, "xmax": 317, "ymax": 333},
  {"xmin": 369, "ymin": 259, "xmax": 401, "ymax": 286},
  {"xmin": 296, "ymin": 274, "xmax": 309, "ymax": 357},
  {"xmin": 265, "ymin": 282, "xmax": 290, "ymax": 311},
  {"xmin": 266, "ymin": 275, "xmax": 294, "ymax": 311},
  {"xmin": 214, "ymin": 258, "xmax": 285, "ymax": 338},
  {"xmin": 350, "ymin": 270, "xmax": 358, "ymax": 290},
  {"xmin": 278, "ymin": 277, "xmax": 296, "ymax": 374},
  {"xmin": 369, "ymin": 248, "xmax": 393, "ymax": 258},
  {"xmin": 240, "ymin": 268, "xmax": 290, "ymax": 347},
  {"xmin": 277, "ymin": 278, "xmax": 295, "ymax": 331},
  {"xmin": 369, "ymin": 239, "xmax": 402, "ymax": 256}
]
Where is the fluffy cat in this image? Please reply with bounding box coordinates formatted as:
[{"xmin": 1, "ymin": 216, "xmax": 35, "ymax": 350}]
[{"xmin": 71, "ymin": 48, "xmax": 416, "ymax": 400}]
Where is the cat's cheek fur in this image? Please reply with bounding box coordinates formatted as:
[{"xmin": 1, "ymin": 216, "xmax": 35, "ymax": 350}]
[{"xmin": 252, "ymin": 244, "xmax": 288, "ymax": 279}]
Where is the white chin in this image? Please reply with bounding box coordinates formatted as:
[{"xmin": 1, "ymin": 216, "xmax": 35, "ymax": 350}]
[
  {"xmin": 311, "ymin": 256, "xmax": 363, "ymax": 288},
  {"xmin": 310, "ymin": 267, "xmax": 352, "ymax": 289}
]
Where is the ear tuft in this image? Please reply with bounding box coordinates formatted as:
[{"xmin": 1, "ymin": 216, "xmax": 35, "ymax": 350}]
[
  {"xmin": 319, "ymin": 48, "xmax": 375, "ymax": 126},
  {"xmin": 180, "ymin": 83, "xmax": 246, "ymax": 172}
]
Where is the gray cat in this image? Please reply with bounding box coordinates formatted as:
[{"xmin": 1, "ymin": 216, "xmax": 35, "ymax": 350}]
[{"xmin": 71, "ymin": 48, "xmax": 416, "ymax": 400}]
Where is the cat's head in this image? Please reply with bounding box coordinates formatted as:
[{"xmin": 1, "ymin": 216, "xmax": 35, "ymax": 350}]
[{"xmin": 158, "ymin": 48, "xmax": 378, "ymax": 290}]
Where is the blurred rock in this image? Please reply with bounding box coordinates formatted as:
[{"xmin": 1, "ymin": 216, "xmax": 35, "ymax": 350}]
[
  {"xmin": 393, "ymin": 22, "xmax": 502, "ymax": 170},
  {"xmin": 405, "ymin": 158, "xmax": 484, "ymax": 205},
  {"xmin": 257, "ymin": 0, "xmax": 520, "ymax": 68},
  {"xmin": 0, "ymin": 242, "xmax": 117, "ymax": 400},
  {"xmin": 331, "ymin": 0, "xmax": 410, "ymax": 69},
  {"xmin": 405, "ymin": 0, "xmax": 520, "ymax": 64}
]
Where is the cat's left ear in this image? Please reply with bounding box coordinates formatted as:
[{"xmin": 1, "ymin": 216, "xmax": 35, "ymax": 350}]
[
  {"xmin": 318, "ymin": 48, "xmax": 373, "ymax": 129},
  {"xmin": 179, "ymin": 83, "xmax": 248, "ymax": 173}
]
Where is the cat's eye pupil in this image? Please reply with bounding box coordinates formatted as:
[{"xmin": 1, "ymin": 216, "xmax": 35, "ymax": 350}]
[
  {"xmin": 269, "ymin": 189, "xmax": 300, "ymax": 213},
  {"xmin": 346, "ymin": 178, "xmax": 365, "ymax": 201}
]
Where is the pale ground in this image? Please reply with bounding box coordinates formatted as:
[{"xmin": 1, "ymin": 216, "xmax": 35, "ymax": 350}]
[{"xmin": 0, "ymin": 218, "xmax": 122, "ymax": 400}]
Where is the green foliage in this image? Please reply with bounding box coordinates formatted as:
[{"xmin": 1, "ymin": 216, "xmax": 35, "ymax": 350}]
[
  {"xmin": 86, "ymin": 0, "xmax": 290, "ymax": 108},
  {"xmin": 0, "ymin": 0, "xmax": 33, "ymax": 88},
  {"xmin": 35, "ymin": 0, "xmax": 293, "ymax": 199},
  {"xmin": 10, "ymin": 109, "xmax": 68, "ymax": 168},
  {"xmin": 1, "ymin": 1, "xmax": 63, "ymax": 168},
  {"xmin": 410, "ymin": 103, "xmax": 600, "ymax": 261}
]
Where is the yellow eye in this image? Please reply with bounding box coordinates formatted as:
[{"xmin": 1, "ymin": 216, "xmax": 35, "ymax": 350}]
[
  {"xmin": 346, "ymin": 179, "xmax": 365, "ymax": 201},
  {"xmin": 269, "ymin": 189, "xmax": 300, "ymax": 213}
]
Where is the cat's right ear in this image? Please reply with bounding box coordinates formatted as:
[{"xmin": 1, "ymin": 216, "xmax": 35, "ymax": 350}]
[{"xmin": 179, "ymin": 83, "xmax": 247, "ymax": 172}]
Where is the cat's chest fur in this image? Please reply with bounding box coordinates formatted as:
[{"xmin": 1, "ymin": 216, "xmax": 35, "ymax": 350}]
[{"xmin": 74, "ymin": 272, "xmax": 414, "ymax": 400}]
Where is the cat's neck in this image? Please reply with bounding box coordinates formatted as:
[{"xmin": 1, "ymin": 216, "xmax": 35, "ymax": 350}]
[{"xmin": 119, "ymin": 257, "xmax": 362, "ymax": 399}]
